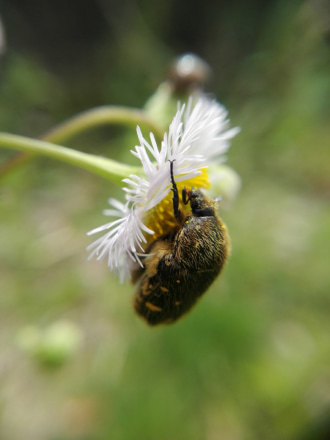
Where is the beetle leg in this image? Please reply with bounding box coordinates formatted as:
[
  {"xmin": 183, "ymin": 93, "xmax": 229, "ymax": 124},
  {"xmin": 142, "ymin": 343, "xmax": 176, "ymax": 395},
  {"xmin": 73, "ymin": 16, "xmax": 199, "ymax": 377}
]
[
  {"xmin": 182, "ymin": 187, "xmax": 192, "ymax": 205},
  {"xmin": 169, "ymin": 160, "xmax": 182, "ymax": 221}
]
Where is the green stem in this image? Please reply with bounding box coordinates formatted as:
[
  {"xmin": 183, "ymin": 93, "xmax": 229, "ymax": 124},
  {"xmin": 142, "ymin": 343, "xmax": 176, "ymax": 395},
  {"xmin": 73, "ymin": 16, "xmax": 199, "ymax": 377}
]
[
  {"xmin": 0, "ymin": 105, "xmax": 163, "ymax": 178},
  {"xmin": 0, "ymin": 133, "xmax": 142, "ymax": 184},
  {"xmin": 42, "ymin": 105, "xmax": 164, "ymax": 144}
]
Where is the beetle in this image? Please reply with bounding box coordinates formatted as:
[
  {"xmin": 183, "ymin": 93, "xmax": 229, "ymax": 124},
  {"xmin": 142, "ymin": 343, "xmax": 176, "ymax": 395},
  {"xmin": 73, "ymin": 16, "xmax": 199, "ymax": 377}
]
[{"xmin": 132, "ymin": 161, "xmax": 230, "ymax": 325}]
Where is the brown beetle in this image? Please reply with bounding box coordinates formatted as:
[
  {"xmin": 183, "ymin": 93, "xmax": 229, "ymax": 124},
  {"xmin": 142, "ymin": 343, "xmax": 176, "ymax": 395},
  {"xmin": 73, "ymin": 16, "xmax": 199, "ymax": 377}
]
[{"xmin": 133, "ymin": 161, "xmax": 230, "ymax": 325}]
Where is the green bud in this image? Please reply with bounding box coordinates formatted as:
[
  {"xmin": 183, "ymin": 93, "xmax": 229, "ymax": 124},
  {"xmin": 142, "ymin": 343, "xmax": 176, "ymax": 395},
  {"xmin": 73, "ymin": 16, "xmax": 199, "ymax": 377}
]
[{"xmin": 17, "ymin": 320, "xmax": 83, "ymax": 368}]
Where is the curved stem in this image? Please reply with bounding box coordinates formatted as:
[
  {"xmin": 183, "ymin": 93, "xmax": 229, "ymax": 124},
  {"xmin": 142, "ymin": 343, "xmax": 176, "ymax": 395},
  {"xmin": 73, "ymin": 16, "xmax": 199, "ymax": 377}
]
[
  {"xmin": 0, "ymin": 133, "xmax": 142, "ymax": 184},
  {"xmin": 0, "ymin": 105, "xmax": 163, "ymax": 178},
  {"xmin": 41, "ymin": 106, "xmax": 164, "ymax": 144}
]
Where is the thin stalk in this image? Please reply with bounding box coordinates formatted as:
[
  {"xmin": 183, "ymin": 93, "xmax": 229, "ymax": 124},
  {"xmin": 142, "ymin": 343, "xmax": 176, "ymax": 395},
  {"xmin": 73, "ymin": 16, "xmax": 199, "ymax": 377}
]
[
  {"xmin": 0, "ymin": 106, "xmax": 163, "ymax": 178},
  {"xmin": 0, "ymin": 133, "xmax": 142, "ymax": 185}
]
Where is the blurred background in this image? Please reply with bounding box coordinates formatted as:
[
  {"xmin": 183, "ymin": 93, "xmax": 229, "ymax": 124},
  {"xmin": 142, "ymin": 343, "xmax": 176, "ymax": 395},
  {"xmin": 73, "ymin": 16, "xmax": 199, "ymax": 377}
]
[{"xmin": 0, "ymin": 0, "xmax": 330, "ymax": 439}]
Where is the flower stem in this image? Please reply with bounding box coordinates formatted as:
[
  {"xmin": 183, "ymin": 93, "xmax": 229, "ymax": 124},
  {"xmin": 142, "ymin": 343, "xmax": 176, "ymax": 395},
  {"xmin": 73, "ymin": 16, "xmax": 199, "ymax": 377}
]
[
  {"xmin": 0, "ymin": 105, "xmax": 163, "ymax": 179},
  {"xmin": 0, "ymin": 133, "xmax": 142, "ymax": 184},
  {"xmin": 41, "ymin": 106, "xmax": 164, "ymax": 144}
]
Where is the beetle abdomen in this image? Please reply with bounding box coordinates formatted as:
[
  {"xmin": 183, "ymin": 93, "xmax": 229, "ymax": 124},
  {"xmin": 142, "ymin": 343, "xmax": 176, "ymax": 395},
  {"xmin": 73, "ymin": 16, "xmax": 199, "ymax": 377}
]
[{"xmin": 133, "ymin": 216, "xmax": 229, "ymax": 325}]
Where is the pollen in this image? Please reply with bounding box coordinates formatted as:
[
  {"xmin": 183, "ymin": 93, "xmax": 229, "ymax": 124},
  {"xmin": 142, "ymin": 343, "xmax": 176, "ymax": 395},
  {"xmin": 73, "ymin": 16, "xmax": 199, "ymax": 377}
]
[
  {"xmin": 187, "ymin": 168, "xmax": 210, "ymax": 190},
  {"xmin": 143, "ymin": 168, "xmax": 210, "ymax": 246}
]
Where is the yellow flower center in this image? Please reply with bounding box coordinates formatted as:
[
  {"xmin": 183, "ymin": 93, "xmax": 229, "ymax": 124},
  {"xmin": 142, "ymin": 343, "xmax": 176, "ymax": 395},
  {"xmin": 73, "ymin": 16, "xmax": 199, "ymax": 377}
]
[{"xmin": 143, "ymin": 168, "xmax": 210, "ymax": 245}]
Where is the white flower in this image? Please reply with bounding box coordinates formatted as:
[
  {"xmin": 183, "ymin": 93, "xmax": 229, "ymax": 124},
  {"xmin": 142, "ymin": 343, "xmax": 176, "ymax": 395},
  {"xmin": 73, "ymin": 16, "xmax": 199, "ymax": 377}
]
[{"xmin": 87, "ymin": 97, "xmax": 240, "ymax": 281}]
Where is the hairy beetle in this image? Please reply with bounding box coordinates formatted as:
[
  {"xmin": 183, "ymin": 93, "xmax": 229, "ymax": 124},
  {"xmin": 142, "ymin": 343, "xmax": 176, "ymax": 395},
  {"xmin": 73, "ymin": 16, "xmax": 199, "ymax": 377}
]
[{"xmin": 133, "ymin": 161, "xmax": 230, "ymax": 325}]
